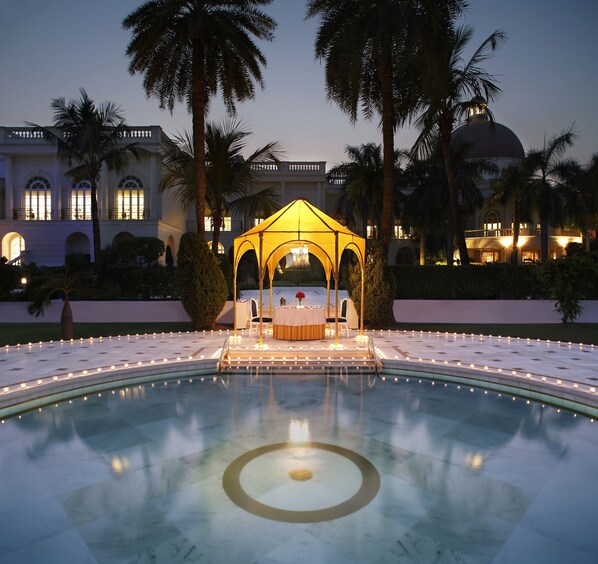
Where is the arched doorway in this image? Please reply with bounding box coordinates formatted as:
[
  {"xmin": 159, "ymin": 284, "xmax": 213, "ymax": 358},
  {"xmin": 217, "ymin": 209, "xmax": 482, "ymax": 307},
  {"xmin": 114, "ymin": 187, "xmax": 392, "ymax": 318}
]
[
  {"xmin": 113, "ymin": 232, "xmax": 134, "ymax": 245},
  {"xmin": 2, "ymin": 232, "xmax": 25, "ymax": 263},
  {"xmin": 65, "ymin": 232, "xmax": 91, "ymax": 259}
]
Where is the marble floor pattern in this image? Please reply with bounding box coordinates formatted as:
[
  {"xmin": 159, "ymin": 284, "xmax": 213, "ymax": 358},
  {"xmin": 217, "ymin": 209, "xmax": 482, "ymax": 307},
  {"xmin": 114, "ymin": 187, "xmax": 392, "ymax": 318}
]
[{"xmin": 0, "ymin": 373, "xmax": 597, "ymax": 563}]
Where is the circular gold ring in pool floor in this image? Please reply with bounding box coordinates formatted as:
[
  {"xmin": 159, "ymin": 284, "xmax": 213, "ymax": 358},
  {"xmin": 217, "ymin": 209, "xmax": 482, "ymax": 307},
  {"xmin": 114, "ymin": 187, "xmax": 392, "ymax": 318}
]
[{"xmin": 222, "ymin": 441, "xmax": 380, "ymax": 523}]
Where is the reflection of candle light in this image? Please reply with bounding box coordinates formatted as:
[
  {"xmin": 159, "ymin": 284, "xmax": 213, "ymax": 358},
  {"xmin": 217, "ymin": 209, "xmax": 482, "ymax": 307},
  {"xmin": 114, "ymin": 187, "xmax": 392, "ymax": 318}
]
[
  {"xmin": 111, "ymin": 456, "xmax": 129, "ymax": 475},
  {"xmin": 288, "ymin": 418, "xmax": 310, "ymax": 443},
  {"xmin": 465, "ymin": 452, "xmax": 484, "ymax": 472}
]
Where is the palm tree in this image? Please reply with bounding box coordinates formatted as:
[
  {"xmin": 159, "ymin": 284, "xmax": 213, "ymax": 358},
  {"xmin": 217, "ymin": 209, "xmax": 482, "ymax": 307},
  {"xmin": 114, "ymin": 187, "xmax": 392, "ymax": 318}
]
[
  {"xmin": 123, "ymin": 0, "xmax": 276, "ymax": 241},
  {"xmin": 27, "ymin": 270, "xmax": 94, "ymax": 340},
  {"xmin": 329, "ymin": 143, "xmax": 386, "ymax": 237},
  {"xmin": 521, "ymin": 127, "xmax": 578, "ymax": 261},
  {"xmin": 28, "ymin": 89, "xmax": 145, "ymax": 273},
  {"xmin": 490, "ymin": 162, "xmax": 530, "ymax": 264},
  {"xmin": 411, "ymin": 8, "xmax": 505, "ymax": 265},
  {"xmin": 306, "ymin": 0, "xmax": 461, "ymax": 250},
  {"xmin": 403, "ymin": 137, "xmax": 489, "ymax": 263},
  {"xmin": 161, "ymin": 119, "xmax": 282, "ymax": 252}
]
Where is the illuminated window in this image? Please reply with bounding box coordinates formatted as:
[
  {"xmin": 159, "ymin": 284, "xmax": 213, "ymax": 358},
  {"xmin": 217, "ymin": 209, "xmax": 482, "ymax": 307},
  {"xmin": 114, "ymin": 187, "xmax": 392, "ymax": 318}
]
[
  {"xmin": 115, "ymin": 176, "xmax": 144, "ymax": 219},
  {"xmin": 204, "ymin": 216, "xmax": 232, "ymax": 231},
  {"xmin": 481, "ymin": 251, "xmax": 499, "ymax": 264},
  {"xmin": 9, "ymin": 234, "xmax": 25, "ymax": 261},
  {"xmin": 483, "ymin": 211, "xmax": 501, "ymax": 232},
  {"xmin": 366, "ymin": 224, "xmax": 377, "ymax": 239},
  {"xmin": 70, "ymin": 180, "xmax": 92, "ymax": 220},
  {"xmin": 254, "ymin": 218, "xmax": 265, "ymax": 226},
  {"xmin": 24, "ymin": 177, "xmax": 52, "ymax": 220},
  {"xmin": 394, "ymin": 225, "xmax": 411, "ymax": 239},
  {"xmin": 522, "ymin": 251, "xmax": 538, "ymax": 263},
  {"xmin": 207, "ymin": 241, "xmax": 225, "ymax": 254}
]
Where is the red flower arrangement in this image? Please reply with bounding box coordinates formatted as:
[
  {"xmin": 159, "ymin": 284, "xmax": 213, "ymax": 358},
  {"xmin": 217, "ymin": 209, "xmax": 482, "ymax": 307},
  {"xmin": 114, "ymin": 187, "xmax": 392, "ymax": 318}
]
[{"xmin": 295, "ymin": 291, "xmax": 305, "ymax": 299}]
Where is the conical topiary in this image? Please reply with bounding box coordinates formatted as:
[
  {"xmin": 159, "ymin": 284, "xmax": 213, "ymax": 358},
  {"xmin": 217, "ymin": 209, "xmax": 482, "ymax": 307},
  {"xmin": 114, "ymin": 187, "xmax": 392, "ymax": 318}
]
[{"xmin": 177, "ymin": 233, "xmax": 227, "ymax": 329}]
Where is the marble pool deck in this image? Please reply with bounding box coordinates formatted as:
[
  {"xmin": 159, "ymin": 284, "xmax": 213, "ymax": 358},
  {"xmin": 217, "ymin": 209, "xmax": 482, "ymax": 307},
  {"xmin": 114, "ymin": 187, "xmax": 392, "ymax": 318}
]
[{"xmin": 1, "ymin": 326, "xmax": 597, "ymax": 419}]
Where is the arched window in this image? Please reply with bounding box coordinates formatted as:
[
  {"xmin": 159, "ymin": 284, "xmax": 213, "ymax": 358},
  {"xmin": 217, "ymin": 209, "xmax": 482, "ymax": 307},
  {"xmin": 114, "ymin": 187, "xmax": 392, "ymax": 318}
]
[
  {"xmin": 483, "ymin": 210, "xmax": 501, "ymax": 234},
  {"xmin": 24, "ymin": 176, "xmax": 52, "ymax": 220},
  {"xmin": 2, "ymin": 232, "xmax": 25, "ymax": 262},
  {"xmin": 70, "ymin": 180, "xmax": 92, "ymax": 220},
  {"xmin": 115, "ymin": 176, "xmax": 145, "ymax": 219},
  {"xmin": 207, "ymin": 241, "xmax": 225, "ymax": 254}
]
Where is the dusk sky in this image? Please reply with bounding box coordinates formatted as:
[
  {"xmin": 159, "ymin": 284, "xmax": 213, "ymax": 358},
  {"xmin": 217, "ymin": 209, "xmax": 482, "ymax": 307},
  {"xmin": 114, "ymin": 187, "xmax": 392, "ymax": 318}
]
[{"xmin": 1, "ymin": 0, "xmax": 597, "ymax": 169}]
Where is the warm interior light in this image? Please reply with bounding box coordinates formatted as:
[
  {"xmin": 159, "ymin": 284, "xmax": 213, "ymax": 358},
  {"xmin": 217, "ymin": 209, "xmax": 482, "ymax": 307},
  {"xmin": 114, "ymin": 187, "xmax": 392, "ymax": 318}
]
[{"xmin": 290, "ymin": 244, "xmax": 310, "ymax": 269}]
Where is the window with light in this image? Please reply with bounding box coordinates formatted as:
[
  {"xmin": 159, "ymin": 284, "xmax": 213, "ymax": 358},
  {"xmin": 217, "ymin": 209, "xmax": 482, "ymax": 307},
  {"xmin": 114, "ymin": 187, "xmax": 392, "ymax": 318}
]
[
  {"xmin": 71, "ymin": 180, "xmax": 92, "ymax": 220},
  {"xmin": 25, "ymin": 177, "xmax": 52, "ymax": 220},
  {"xmin": 116, "ymin": 176, "xmax": 145, "ymax": 219}
]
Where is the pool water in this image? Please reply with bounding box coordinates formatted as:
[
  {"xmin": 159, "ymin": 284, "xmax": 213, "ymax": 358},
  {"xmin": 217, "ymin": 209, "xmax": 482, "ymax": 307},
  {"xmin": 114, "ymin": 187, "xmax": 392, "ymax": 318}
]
[{"xmin": 1, "ymin": 373, "xmax": 597, "ymax": 563}]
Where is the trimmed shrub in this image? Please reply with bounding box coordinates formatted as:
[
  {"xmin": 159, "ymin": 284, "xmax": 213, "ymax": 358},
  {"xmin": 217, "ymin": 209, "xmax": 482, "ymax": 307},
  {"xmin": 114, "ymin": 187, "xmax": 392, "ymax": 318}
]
[
  {"xmin": 391, "ymin": 265, "xmax": 541, "ymax": 299},
  {"xmin": 177, "ymin": 233, "xmax": 227, "ymax": 329},
  {"xmin": 349, "ymin": 243, "xmax": 395, "ymax": 327}
]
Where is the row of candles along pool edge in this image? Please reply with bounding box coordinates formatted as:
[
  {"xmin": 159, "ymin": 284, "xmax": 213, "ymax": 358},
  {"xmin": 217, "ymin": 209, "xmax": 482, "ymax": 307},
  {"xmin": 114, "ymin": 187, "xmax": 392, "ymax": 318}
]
[{"xmin": 2, "ymin": 329, "xmax": 596, "ymax": 410}]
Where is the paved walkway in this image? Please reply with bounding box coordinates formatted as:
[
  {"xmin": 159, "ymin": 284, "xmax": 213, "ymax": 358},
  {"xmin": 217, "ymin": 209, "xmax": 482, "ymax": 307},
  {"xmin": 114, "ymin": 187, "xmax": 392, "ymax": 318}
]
[{"xmin": 2, "ymin": 324, "xmax": 597, "ymax": 419}]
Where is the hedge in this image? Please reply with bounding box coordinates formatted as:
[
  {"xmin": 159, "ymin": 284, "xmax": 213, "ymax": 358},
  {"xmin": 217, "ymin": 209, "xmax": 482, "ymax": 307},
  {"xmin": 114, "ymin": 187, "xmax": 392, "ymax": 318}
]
[{"xmin": 391, "ymin": 265, "xmax": 542, "ymax": 300}]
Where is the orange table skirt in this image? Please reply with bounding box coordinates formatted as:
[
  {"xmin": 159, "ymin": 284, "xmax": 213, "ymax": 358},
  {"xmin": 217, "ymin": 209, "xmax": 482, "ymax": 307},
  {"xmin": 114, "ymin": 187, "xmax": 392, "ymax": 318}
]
[{"xmin": 273, "ymin": 323, "xmax": 325, "ymax": 340}]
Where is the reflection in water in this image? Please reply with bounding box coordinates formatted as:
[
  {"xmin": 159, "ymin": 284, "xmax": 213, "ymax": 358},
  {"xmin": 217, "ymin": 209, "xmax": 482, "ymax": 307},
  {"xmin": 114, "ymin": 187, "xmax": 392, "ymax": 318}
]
[{"xmin": 3, "ymin": 373, "xmax": 596, "ymax": 563}]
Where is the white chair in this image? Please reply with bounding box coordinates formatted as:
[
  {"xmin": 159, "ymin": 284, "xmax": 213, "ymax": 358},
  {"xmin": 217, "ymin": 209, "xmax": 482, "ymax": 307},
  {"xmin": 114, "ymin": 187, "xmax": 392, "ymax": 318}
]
[
  {"xmin": 326, "ymin": 298, "xmax": 349, "ymax": 337},
  {"xmin": 249, "ymin": 298, "xmax": 272, "ymax": 338}
]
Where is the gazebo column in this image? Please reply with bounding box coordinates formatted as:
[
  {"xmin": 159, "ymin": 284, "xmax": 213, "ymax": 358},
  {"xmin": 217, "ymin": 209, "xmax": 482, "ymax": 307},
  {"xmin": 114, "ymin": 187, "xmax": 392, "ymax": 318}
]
[
  {"xmin": 258, "ymin": 232, "xmax": 264, "ymax": 346},
  {"xmin": 326, "ymin": 274, "xmax": 331, "ymax": 318},
  {"xmin": 269, "ymin": 269, "xmax": 274, "ymax": 317},
  {"xmin": 360, "ymin": 265, "xmax": 365, "ymax": 336},
  {"xmin": 233, "ymin": 261, "xmax": 238, "ymax": 337},
  {"xmin": 334, "ymin": 231, "xmax": 339, "ymax": 346}
]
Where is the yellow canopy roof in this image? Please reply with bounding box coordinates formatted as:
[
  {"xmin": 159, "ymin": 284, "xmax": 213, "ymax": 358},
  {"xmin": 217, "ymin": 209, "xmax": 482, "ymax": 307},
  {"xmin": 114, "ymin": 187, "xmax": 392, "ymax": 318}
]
[{"xmin": 233, "ymin": 199, "xmax": 365, "ymax": 277}]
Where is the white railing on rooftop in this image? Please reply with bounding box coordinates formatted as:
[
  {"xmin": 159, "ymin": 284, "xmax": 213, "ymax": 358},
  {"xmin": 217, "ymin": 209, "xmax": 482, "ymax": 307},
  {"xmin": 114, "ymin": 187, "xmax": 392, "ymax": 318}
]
[
  {"xmin": 249, "ymin": 161, "xmax": 326, "ymax": 174},
  {"xmin": 1, "ymin": 126, "xmax": 160, "ymax": 144}
]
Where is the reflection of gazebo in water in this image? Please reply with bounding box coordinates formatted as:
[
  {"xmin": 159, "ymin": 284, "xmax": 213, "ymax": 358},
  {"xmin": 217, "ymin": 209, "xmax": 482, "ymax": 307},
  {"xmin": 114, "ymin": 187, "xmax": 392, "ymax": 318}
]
[{"xmin": 233, "ymin": 199, "xmax": 366, "ymax": 345}]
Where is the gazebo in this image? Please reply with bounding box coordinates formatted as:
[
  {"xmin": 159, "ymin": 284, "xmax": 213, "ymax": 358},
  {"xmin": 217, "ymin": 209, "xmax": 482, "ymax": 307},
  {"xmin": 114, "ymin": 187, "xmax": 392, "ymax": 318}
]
[{"xmin": 233, "ymin": 199, "xmax": 366, "ymax": 345}]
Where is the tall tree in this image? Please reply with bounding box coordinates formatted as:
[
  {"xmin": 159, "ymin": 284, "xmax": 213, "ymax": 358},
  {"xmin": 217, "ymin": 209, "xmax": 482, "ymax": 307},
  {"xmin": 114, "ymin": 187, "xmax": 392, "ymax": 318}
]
[
  {"xmin": 306, "ymin": 0, "xmax": 439, "ymax": 251},
  {"xmin": 521, "ymin": 127, "xmax": 578, "ymax": 261},
  {"xmin": 160, "ymin": 120, "xmax": 282, "ymax": 252},
  {"xmin": 411, "ymin": 4, "xmax": 505, "ymax": 265},
  {"xmin": 490, "ymin": 162, "xmax": 530, "ymax": 264},
  {"xmin": 28, "ymin": 89, "xmax": 145, "ymax": 273},
  {"xmin": 329, "ymin": 143, "xmax": 389, "ymax": 238},
  {"xmin": 403, "ymin": 137, "xmax": 489, "ymax": 263},
  {"xmin": 123, "ymin": 0, "xmax": 276, "ymax": 240}
]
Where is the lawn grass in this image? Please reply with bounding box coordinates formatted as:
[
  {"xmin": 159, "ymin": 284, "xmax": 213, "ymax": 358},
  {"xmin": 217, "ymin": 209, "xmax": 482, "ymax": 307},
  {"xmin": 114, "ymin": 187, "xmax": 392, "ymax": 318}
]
[{"xmin": 1, "ymin": 321, "xmax": 596, "ymax": 346}]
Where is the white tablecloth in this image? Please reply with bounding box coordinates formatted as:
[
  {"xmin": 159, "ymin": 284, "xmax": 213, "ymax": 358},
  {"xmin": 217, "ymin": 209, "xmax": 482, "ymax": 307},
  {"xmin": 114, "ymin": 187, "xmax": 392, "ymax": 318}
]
[{"xmin": 273, "ymin": 307, "xmax": 325, "ymax": 326}]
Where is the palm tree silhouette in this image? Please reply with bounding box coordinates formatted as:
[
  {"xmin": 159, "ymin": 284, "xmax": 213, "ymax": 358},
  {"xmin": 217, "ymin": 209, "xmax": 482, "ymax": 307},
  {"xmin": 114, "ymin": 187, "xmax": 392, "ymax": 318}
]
[{"xmin": 123, "ymin": 0, "xmax": 277, "ymax": 241}]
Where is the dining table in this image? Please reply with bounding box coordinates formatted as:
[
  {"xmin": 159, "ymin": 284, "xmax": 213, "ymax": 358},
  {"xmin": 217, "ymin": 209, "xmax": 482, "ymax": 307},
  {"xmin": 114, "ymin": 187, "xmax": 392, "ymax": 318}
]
[{"xmin": 272, "ymin": 306, "xmax": 326, "ymax": 340}]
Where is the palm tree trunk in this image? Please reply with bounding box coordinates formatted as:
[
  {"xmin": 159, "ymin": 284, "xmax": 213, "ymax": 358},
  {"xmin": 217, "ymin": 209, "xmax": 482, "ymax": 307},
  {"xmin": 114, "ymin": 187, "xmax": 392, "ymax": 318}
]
[
  {"xmin": 192, "ymin": 40, "xmax": 207, "ymax": 240},
  {"xmin": 379, "ymin": 50, "xmax": 395, "ymax": 252},
  {"xmin": 61, "ymin": 298, "xmax": 74, "ymax": 340},
  {"xmin": 440, "ymin": 128, "xmax": 470, "ymax": 265},
  {"xmin": 511, "ymin": 202, "xmax": 520, "ymax": 265},
  {"xmin": 212, "ymin": 213, "xmax": 222, "ymax": 255},
  {"xmin": 540, "ymin": 218, "xmax": 549, "ymax": 261},
  {"xmin": 90, "ymin": 180, "xmax": 102, "ymax": 273}
]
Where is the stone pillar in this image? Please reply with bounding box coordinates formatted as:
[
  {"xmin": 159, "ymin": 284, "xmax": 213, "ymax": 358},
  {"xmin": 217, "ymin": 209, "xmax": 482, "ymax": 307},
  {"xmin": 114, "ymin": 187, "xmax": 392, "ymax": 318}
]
[
  {"xmin": 280, "ymin": 181, "xmax": 286, "ymax": 205},
  {"xmin": 4, "ymin": 155, "xmax": 13, "ymax": 219},
  {"xmin": 316, "ymin": 181, "xmax": 322, "ymax": 209}
]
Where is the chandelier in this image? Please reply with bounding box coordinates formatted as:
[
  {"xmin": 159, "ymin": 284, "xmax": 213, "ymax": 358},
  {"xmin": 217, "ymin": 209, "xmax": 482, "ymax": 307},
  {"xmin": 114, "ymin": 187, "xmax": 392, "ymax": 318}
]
[{"xmin": 290, "ymin": 244, "xmax": 310, "ymax": 269}]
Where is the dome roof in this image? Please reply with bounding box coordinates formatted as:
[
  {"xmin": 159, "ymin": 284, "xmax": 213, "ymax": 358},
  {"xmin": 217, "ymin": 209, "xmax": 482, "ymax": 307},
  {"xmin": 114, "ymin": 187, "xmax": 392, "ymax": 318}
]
[{"xmin": 452, "ymin": 114, "xmax": 525, "ymax": 161}]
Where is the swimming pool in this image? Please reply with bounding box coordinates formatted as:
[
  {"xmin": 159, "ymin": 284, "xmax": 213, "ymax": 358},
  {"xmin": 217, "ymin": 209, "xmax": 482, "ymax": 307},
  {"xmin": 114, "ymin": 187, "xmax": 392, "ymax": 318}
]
[{"xmin": 1, "ymin": 373, "xmax": 597, "ymax": 563}]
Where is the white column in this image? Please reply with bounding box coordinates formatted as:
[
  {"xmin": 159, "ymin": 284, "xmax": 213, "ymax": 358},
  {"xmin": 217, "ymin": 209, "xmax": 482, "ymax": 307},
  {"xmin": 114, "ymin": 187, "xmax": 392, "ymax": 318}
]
[
  {"xmin": 150, "ymin": 153, "xmax": 160, "ymax": 219},
  {"xmin": 53, "ymin": 157, "xmax": 62, "ymax": 219},
  {"xmin": 316, "ymin": 181, "xmax": 322, "ymax": 209},
  {"xmin": 280, "ymin": 181, "xmax": 286, "ymax": 205},
  {"xmin": 4, "ymin": 155, "xmax": 13, "ymax": 219}
]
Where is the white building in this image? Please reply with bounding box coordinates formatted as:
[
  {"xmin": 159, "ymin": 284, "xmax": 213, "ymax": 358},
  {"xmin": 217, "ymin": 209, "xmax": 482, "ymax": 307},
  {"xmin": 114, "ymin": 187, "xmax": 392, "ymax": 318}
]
[{"xmin": 0, "ymin": 126, "xmax": 344, "ymax": 266}]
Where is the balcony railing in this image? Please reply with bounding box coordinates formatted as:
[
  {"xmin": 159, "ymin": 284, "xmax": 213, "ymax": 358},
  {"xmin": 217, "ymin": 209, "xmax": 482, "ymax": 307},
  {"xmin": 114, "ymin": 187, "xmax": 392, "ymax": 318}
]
[
  {"xmin": 61, "ymin": 208, "xmax": 92, "ymax": 220},
  {"xmin": 248, "ymin": 161, "xmax": 326, "ymax": 175},
  {"xmin": 465, "ymin": 227, "xmax": 581, "ymax": 238},
  {"xmin": 12, "ymin": 208, "xmax": 54, "ymax": 220},
  {"xmin": 108, "ymin": 209, "xmax": 150, "ymax": 220}
]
